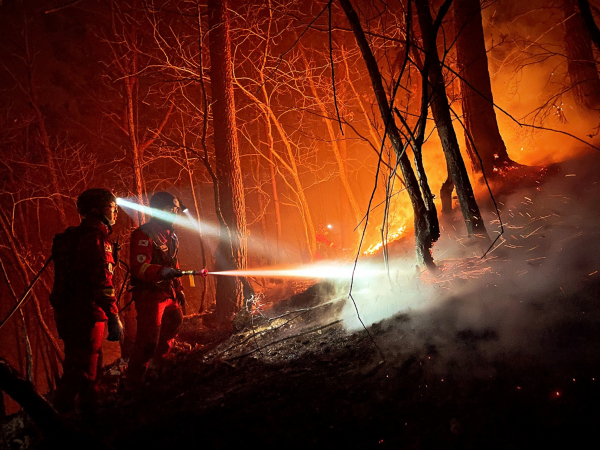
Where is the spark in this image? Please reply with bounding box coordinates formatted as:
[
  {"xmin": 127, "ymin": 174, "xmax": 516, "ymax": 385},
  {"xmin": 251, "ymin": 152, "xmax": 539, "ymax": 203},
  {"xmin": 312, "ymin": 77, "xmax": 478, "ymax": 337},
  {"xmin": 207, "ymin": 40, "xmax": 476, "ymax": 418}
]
[{"xmin": 521, "ymin": 226, "xmax": 543, "ymax": 239}]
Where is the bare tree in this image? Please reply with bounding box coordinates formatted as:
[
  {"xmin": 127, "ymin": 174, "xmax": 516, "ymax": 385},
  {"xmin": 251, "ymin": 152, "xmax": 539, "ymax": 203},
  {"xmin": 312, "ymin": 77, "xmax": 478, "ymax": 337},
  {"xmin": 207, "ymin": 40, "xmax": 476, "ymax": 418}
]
[
  {"xmin": 339, "ymin": 0, "xmax": 438, "ymax": 269},
  {"xmin": 415, "ymin": 0, "xmax": 489, "ymax": 239},
  {"xmin": 208, "ymin": 0, "xmax": 248, "ymax": 320}
]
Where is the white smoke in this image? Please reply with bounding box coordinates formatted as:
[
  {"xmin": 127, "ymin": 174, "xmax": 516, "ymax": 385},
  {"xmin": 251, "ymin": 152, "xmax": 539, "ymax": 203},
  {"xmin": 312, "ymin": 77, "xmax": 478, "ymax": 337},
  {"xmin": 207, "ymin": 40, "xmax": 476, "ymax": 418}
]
[{"xmin": 336, "ymin": 152, "xmax": 600, "ymax": 366}]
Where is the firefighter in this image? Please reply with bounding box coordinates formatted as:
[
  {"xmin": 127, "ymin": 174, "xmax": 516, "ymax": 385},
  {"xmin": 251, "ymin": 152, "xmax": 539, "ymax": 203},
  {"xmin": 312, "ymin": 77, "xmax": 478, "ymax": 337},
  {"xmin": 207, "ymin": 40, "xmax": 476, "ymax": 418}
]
[
  {"xmin": 50, "ymin": 188, "xmax": 124, "ymax": 414},
  {"xmin": 315, "ymin": 223, "xmax": 338, "ymax": 260},
  {"xmin": 126, "ymin": 191, "xmax": 185, "ymax": 388}
]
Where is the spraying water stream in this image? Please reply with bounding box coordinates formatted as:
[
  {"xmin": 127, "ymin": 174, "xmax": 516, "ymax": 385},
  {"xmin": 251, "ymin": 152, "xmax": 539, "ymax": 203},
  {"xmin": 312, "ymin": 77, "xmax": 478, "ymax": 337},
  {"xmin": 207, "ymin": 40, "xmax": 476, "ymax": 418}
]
[{"xmin": 206, "ymin": 264, "xmax": 386, "ymax": 280}]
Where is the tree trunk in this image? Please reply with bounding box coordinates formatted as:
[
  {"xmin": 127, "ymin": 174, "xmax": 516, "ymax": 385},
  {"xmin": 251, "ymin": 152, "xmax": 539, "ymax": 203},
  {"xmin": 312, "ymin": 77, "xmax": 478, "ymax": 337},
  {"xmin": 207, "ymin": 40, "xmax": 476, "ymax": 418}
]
[
  {"xmin": 440, "ymin": 161, "xmax": 455, "ymax": 214},
  {"xmin": 563, "ymin": 0, "xmax": 600, "ymax": 111},
  {"xmin": 577, "ymin": 0, "xmax": 600, "ymax": 52},
  {"xmin": 454, "ymin": 0, "xmax": 516, "ymax": 176},
  {"xmin": 416, "ymin": 0, "xmax": 489, "ymax": 239},
  {"xmin": 339, "ymin": 0, "xmax": 437, "ymax": 269},
  {"xmin": 208, "ymin": 0, "xmax": 248, "ymax": 321}
]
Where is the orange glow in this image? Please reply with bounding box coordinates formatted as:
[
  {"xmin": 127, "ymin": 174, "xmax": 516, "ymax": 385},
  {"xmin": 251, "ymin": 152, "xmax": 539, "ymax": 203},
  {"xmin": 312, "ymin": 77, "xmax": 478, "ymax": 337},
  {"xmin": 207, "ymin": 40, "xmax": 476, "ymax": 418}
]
[{"xmin": 363, "ymin": 225, "xmax": 406, "ymax": 255}]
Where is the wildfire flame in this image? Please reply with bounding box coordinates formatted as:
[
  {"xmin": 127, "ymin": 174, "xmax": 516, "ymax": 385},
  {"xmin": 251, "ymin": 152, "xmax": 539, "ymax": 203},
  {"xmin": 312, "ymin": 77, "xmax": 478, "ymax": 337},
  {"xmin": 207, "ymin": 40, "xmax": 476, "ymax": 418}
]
[{"xmin": 363, "ymin": 226, "xmax": 407, "ymax": 255}]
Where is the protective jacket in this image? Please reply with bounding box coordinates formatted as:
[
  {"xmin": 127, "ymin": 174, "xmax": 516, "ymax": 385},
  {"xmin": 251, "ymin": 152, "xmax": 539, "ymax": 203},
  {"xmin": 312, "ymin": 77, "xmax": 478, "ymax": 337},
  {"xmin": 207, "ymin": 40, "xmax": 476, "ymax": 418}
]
[
  {"xmin": 130, "ymin": 219, "xmax": 183, "ymax": 302},
  {"xmin": 127, "ymin": 219, "xmax": 184, "ymax": 387},
  {"xmin": 50, "ymin": 216, "xmax": 119, "ymax": 322},
  {"xmin": 50, "ymin": 216, "xmax": 118, "ymax": 414}
]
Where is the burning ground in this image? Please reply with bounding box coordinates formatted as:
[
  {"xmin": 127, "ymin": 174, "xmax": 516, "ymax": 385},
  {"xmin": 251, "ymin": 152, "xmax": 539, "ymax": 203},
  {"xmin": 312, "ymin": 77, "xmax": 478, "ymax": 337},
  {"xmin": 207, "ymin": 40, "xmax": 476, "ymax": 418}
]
[{"xmin": 5, "ymin": 152, "xmax": 600, "ymax": 448}]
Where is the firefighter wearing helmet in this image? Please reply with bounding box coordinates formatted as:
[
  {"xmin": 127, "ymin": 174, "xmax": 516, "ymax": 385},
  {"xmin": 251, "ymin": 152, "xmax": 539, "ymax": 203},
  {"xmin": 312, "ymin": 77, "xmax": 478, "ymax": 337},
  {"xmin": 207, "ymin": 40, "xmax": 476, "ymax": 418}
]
[
  {"xmin": 126, "ymin": 191, "xmax": 185, "ymax": 388},
  {"xmin": 315, "ymin": 223, "xmax": 338, "ymax": 260},
  {"xmin": 50, "ymin": 188, "xmax": 124, "ymax": 414}
]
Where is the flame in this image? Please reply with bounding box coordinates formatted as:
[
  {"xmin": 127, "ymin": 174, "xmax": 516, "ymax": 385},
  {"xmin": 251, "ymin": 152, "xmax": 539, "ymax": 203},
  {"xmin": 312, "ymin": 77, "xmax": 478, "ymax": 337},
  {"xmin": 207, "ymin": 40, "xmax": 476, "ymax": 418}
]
[{"xmin": 363, "ymin": 225, "xmax": 406, "ymax": 255}]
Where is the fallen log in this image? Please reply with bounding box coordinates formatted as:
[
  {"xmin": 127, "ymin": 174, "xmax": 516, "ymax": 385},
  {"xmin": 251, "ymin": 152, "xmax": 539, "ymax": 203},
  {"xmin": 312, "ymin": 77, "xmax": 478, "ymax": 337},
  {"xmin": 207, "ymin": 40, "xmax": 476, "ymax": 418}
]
[{"xmin": 0, "ymin": 358, "xmax": 108, "ymax": 449}]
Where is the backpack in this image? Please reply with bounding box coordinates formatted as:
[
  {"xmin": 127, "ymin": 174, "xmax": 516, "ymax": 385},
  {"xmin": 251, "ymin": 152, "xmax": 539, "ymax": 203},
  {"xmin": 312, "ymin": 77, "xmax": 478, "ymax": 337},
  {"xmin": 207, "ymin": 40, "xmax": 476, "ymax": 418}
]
[{"xmin": 49, "ymin": 226, "xmax": 82, "ymax": 311}]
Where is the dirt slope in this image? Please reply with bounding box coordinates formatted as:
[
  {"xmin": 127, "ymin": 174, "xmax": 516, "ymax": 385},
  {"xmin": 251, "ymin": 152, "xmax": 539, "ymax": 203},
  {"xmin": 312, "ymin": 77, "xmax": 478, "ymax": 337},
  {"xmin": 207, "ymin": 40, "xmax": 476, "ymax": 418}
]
[{"xmin": 4, "ymin": 152, "xmax": 600, "ymax": 450}]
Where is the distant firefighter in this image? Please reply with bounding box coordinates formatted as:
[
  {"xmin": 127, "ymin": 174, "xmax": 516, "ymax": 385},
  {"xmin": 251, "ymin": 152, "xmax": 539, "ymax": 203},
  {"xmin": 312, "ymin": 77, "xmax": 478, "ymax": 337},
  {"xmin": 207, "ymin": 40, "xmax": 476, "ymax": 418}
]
[
  {"xmin": 315, "ymin": 223, "xmax": 339, "ymax": 260},
  {"xmin": 50, "ymin": 188, "xmax": 124, "ymax": 414},
  {"xmin": 126, "ymin": 192, "xmax": 186, "ymax": 388}
]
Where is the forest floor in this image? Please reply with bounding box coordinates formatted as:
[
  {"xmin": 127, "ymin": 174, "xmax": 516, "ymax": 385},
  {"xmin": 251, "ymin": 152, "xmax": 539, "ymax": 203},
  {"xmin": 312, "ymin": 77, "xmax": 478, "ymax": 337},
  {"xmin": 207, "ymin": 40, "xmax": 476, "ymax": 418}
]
[{"xmin": 3, "ymin": 151, "xmax": 600, "ymax": 449}]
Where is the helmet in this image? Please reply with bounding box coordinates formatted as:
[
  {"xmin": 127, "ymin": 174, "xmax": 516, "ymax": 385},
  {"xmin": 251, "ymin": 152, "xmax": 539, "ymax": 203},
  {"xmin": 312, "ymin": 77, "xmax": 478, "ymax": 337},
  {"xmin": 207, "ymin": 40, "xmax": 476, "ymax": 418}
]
[
  {"xmin": 77, "ymin": 189, "xmax": 117, "ymax": 216},
  {"xmin": 149, "ymin": 191, "xmax": 180, "ymax": 211}
]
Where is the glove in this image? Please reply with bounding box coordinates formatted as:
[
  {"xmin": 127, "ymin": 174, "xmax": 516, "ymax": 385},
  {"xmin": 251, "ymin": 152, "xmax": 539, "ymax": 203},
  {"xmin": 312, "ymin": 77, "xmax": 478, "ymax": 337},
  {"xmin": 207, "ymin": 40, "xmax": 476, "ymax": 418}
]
[
  {"xmin": 199, "ymin": 269, "xmax": 208, "ymax": 277},
  {"xmin": 160, "ymin": 267, "xmax": 182, "ymax": 280},
  {"xmin": 107, "ymin": 314, "xmax": 124, "ymax": 342},
  {"xmin": 175, "ymin": 291, "xmax": 186, "ymax": 308}
]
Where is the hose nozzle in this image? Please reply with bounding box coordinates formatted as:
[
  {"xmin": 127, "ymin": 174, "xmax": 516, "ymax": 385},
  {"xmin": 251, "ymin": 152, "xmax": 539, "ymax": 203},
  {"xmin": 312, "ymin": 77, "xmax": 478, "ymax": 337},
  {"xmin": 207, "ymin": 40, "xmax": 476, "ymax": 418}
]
[{"xmin": 180, "ymin": 269, "xmax": 209, "ymax": 277}]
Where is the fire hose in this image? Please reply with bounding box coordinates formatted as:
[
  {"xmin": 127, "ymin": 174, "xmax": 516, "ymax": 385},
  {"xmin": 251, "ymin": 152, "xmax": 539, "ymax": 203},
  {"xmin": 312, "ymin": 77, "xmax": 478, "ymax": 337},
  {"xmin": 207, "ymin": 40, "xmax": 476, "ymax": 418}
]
[{"xmin": 0, "ymin": 255, "xmax": 53, "ymax": 332}]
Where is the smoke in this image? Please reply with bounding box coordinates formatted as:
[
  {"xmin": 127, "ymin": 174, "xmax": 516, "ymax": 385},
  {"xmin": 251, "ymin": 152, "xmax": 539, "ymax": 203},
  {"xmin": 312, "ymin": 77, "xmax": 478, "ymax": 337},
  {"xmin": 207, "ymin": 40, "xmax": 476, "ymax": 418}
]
[
  {"xmin": 482, "ymin": 0, "xmax": 600, "ymax": 166},
  {"xmin": 331, "ymin": 152, "xmax": 600, "ymax": 369}
]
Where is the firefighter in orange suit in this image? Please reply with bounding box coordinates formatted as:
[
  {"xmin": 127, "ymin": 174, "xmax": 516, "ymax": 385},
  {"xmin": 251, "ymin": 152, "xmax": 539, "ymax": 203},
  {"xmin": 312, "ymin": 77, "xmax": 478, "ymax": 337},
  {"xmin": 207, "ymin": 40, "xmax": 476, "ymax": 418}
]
[
  {"xmin": 50, "ymin": 188, "xmax": 124, "ymax": 414},
  {"xmin": 315, "ymin": 224, "xmax": 339, "ymax": 260},
  {"xmin": 126, "ymin": 192, "xmax": 185, "ymax": 387}
]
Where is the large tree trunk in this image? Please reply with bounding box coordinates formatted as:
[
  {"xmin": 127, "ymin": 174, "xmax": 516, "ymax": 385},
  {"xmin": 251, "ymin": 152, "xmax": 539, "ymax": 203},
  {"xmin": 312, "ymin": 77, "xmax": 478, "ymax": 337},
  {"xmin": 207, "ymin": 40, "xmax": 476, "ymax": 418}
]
[
  {"xmin": 454, "ymin": 0, "xmax": 516, "ymax": 176},
  {"xmin": 208, "ymin": 0, "xmax": 248, "ymax": 321},
  {"xmin": 563, "ymin": 0, "xmax": 600, "ymax": 111},
  {"xmin": 416, "ymin": 0, "xmax": 489, "ymax": 239},
  {"xmin": 577, "ymin": 0, "xmax": 600, "ymax": 52},
  {"xmin": 339, "ymin": 0, "xmax": 437, "ymax": 270}
]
